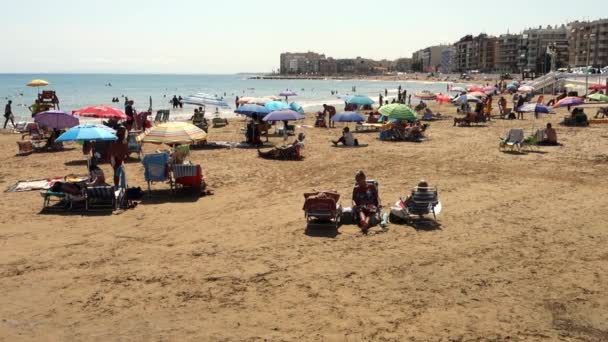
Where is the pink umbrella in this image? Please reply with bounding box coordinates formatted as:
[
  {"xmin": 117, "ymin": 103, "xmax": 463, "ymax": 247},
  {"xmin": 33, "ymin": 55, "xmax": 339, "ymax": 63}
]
[
  {"xmin": 468, "ymin": 86, "xmax": 484, "ymax": 92},
  {"xmin": 483, "ymin": 86, "xmax": 497, "ymax": 93},
  {"xmin": 73, "ymin": 105, "xmax": 127, "ymax": 120},
  {"xmin": 553, "ymin": 97, "xmax": 584, "ymax": 108},
  {"xmin": 435, "ymin": 94, "xmax": 452, "ymax": 103},
  {"xmin": 468, "ymin": 91, "xmax": 488, "ymax": 98}
]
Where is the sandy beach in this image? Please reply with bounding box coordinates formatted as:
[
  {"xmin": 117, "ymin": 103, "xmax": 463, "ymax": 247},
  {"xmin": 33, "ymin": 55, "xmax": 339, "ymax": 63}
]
[{"xmin": 1, "ymin": 100, "xmax": 608, "ymax": 341}]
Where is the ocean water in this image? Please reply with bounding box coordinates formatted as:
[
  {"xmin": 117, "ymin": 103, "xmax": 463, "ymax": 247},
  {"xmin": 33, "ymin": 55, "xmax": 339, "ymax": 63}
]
[{"xmin": 0, "ymin": 74, "xmax": 457, "ymax": 122}]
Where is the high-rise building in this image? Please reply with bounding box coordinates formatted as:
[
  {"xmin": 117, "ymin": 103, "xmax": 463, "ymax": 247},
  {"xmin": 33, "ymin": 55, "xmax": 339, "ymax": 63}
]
[
  {"xmin": 454, "ymin": 34, "xmax": 497, "ymax": 72},
  {"xmin": 496, "ymin": 34, "xmax": 521, "ymax": 74},
  {"xmin": 280, "ymin": 52, "xmax": 326, "ymax": 74},
  {"xmin": 518, "ymin": 25, "xmax": 569, "ymax": 74},
  {"xmin": 569, "ymin": 19, "xmax": 608, "ymax": 68},
  {"xmin": 412, "ymin": 45, "xmax": 451, "ymax": 72}
]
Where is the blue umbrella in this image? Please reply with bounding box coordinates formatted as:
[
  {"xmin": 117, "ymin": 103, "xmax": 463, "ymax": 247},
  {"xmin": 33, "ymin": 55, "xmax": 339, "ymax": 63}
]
[
  {"xmin": 332, "ymin": 111, "xmax": 366, "ymax": 122},
  {"xmin": 265, "ymin": 101, "xmax": 290, "ymax": 111},
  {"xmin": 55, "ymin": 124, "xmax": 118, "ymax": 142},
  {"xmin": 262, "ymin": 110, "xmax": 305, "ymax": 122},
  {"xmin": 517, "ymin": 103, "xmax": 554, "ymax": 114},
  {"xmin": 234, "ymin": 104, "xmax": 271, "ymax": 117},
  {"xmin": 289, "ymin": 102, "xmax": 304, "ymax": 114},
  {"xmin": 506, "ymin": 84, "xmax": 518, "ymax": 90},
  {"xmin": 346, "ymin": 95, "xmax": 374, "ymax": 106}
]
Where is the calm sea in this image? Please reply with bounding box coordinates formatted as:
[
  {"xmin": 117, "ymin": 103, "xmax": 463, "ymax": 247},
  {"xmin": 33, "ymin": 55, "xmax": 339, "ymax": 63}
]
[{"xmin": 0, "ymin": 74, "xmax": 457, "ymax": 122}]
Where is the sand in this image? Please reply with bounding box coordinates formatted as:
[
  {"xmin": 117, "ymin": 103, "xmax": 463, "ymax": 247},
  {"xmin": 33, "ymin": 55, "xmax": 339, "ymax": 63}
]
[{"xmin": 1, "ymin": 100, "xmax": 608, "ymax": 341}]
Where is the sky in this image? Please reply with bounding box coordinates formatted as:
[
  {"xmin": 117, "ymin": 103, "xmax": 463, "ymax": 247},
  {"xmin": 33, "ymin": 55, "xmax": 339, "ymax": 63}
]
[{"xmin": 0, "ymin": 0, "xmax": 605, "ymax": 74}]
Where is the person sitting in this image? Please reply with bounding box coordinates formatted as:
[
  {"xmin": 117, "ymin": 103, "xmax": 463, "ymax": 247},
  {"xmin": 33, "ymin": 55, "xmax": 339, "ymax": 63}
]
[
  {"xmin": 87, "ymin": 164, "xmax": 107, "ymax": 187},
  {"xmin": 352, "ymin": 171, "xmax": 379, "ymax": 234},
  {"xmin": 315, "ymin": 111, "xmax": 327, "ymax": 127},
  {"xmin": 403, "ymin": 180, "xmax": 436, "ymax": 207},
  {"xmin": 539, "ymin": 123, "xmax": 558, "ymax": 145},
  {"xmin": 258, "ymin": 133, "xmax": 305, "ymax": 160},
  {"xmin": 332, "ymin": 127, "xmax": 358, "ymax": 146}
]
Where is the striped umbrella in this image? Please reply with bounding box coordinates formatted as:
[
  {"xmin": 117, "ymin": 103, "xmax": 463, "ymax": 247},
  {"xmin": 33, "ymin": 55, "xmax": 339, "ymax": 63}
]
[
  {"xmin": 141, "ymin": 122, "xmax": 207, "ymax": 145},
  {"xmin": 378, "ymin": 104, "xmax": 417, "ymax": 122}
]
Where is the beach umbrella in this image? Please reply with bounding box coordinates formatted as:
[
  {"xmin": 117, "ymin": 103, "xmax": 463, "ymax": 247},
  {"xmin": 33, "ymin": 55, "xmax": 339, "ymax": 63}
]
[
  {"xmin": 589, "ymin": 84, "xmax": 607, "ymax": 91},
  {"xmin": 234, "ymin": 104, "xmax": 271, "ymax": 117},
  {"xmin": 332, "ymin": 112, "xmax": 366, "ymax": 123},
  {"xmin": 564, "ymin": 83, "xmax": 577, "ymax": 89},
  {"xmin": 449, "ymin": 86, "xmax": 466, "ymax": 93},
  {"xmin": 553, "ymin": 97, "xmax": 584, "ymax": 108},
  {"xmin": 483, "ymin": 86, "xmax": 497, "ymax": 93},
  {"xmin": 55, "ymin": 124, "xmax": 117, "ymax": 143},
  {"xmin": 453, "ymin": 95, "xmax": 482, "ymax": 104},
  {"xmin": 34, "ymin": 110, "xmax": 79, "ymax": 129},
  {"xmin": 265, "ymin": 101, "xmax": 290, "ymax": 111},
  {"xmin": 26, "ymin": 79, "xmax": 49, "ymax": 87},
  {"xmin": 289, "ymin": 102, "xmax": 305, "ymax": 114},
  {"xmin": 378, "ymin": 104, "xmax": 417, "ymax": 122},
  {"xmin": 141, "ymin": 122, "xmax": 207, "ymax": 145},
  {"xmin": 467, "ymin": 86, "xmax": 484, "ymax": 92},
  {"xmin": 245, "ymin": 97, "xmax": 276, "ymax": 105},
  {"xmin": 587, "ymin": 93, "xmax": 608, "ymax": 102},
  {"xmin": 73, "ymin": 105, "xmax": 127, "ymax": 120},
  {"xmin": 279, "ymin": 90, "xmax": 298, "ymax": 97},
  {"xmin": 346, "ymin": 95, "xmax": 374, "ymax": 106},
  {"xmin": 506, "ymin": 84, "xmax": 518, "ymax": 90},
  {"xmin": 262, "ymin": 109, "xmax": 305, "ymax": 122},
  {"xmin": 182, "ymin": 93, "xmax": 231, "ymax": 109},
  {"xmin": 414, "ymin": 92, "xmax": 437, "ymax": 100},
  {"xmin": 518, "ymin": 85, "xmax": 535, "ymax": 93},
  {"xmin": 468, "ymin": 91, "xmax": 487, "ymax": 98},
  {"xmin": 517, "ymin": 103, "xmax": 554, "ymax": 114}
]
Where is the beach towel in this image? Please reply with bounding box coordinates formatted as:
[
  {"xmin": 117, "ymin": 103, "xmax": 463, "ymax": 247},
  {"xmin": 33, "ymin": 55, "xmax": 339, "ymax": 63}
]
[{"xmin": 5, "ymin": 177, "xmax": 62, "ymax": 193}]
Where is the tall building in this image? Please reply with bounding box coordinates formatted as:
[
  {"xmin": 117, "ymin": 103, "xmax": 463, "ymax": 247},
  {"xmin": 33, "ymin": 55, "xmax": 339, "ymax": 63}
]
[
  {"xmin": 496, "ymin": 34, "xmax": 521, "ymax": 73},
  {"xmin": 280, "ymin": 52, "xmax": 325, "ymax": 75},
  {"xmin": 518, "ymin": 25, "xmax": 569, "ymax": 74},
  {"xmin": 569, "ymin": 19, "xmax": 608, "ymax": 68},
  {"xmin": 412, "ymin": 45, "xmax": 451, "ymax": 72},
  {"xmin": 454, "ymin": 35, "xmax": 474, "ymax": 72},
  {"xmin": 454, "ymin": 34, "xmax": 497, "ymax": 72}
]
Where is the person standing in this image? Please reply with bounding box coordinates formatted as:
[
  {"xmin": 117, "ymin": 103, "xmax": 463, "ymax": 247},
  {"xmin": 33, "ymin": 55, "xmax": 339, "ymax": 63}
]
[
  {"xmin": 171, "ymin": 95, "xmax": 179, "ymax": 109},
  {"xmin": 516, "ymin": 95, "xmax": 525, "ymax": 120},
  {"xmin": 379, "ymin": 94, "xmax": 384, "ymax": 108},
  {"xmin": 4, "ymin": 100, "xmax": 15, "ymax": 129},
  {"xmin": 384, "ymin": 88, "xmax": 388, "ymax": 97},
  {"xmin": 110, "ymin": 126, "xmax": 129, "ymax": 187},
  {"xmin": 323, "ymin": 104, "xmax": 336, "ymax": 128},
  {"xmin": 235, "ymin": 96, "xmax": 240, "ymax": 109},
  {"xmin": 178, "ymin": 96, "xmax": 183, "ymax": 109}
]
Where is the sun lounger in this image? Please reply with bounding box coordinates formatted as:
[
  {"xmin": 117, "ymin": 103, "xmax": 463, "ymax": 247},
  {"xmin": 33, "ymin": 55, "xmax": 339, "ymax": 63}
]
[
  {"xmin": 86, "ymin": 186, "xmax": 116, "ymax": 211},
  {"xmin": 499, "ymin": 129, "xmax": 525, "ymax": 152},
  {"xmin": 303, "ymin": 191, "xmax": 342, "ymax": 228},
  {"xmin": 142, "ymin": 152, "xmax": 172, "ymax": 196}
]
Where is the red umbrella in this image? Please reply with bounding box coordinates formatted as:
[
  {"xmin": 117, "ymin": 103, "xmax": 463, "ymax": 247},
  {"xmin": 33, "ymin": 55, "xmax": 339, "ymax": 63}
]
[
  {"xmin": 468, "ymin": 86, "xmax": 484, "ymax": 92},
  {"xmin": 73, "ymin": 105, "xmax": 127, "ymax": 120},
  {"xmin": 589, "ymin": 84, "xmax": 607, "ymax": 90}
]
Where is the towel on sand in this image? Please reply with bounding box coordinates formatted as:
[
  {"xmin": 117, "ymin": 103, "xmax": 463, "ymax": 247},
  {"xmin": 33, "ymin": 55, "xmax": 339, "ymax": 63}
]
[{"xmin": 5, "ymin": 178, "xmax": 63, "ymax": 193}]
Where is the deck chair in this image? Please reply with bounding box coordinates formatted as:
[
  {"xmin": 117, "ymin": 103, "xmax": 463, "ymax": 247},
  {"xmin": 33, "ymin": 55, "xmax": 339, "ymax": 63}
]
[
  {"xmin": 115, "ymin": 165, "xmax": 128, "ymax": 209},
  {"xmin": 390, "ymin": 187, "xmax": 440, "ymax": 223},
  {"xmin": 303, "ymin": 191, "xmax": 342, "ymax": 228},
  {"xmin": 41, "ymin": 190, "xmax": 84, "ymax": 212},
  {"xmin": 16, "ymin": 141, "xmax": 34, "ymax": 156},
  {"xmin": 142, "ymin": 152, "xmax": 172, "ymax": 196},
  {"xmin": 212, "ymin": 116, "xmax": 227, "ymax": 128},
  {"xmin": 172, "ymin": 164, "xmax": 203, "ymax": 191},
  {"xmin": 127, "ymin": 131, "xmax": 143, "ymax": 159},
  {"xmin": 86, "ymin": 186, "xmax": 116, "ymax": 212},
  {"xmin": 499, "ymin": 129, "xmax": 525, "ymax": 152}
]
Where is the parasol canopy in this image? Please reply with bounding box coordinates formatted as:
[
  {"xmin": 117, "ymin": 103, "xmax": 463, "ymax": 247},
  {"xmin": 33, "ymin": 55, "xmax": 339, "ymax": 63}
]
[
  {"xmin": 378, "ymin": 104, "xmax": 417, "ymax": 122},
  {"xmin": 26, "ymin": 79, "xmax": 49, "ymax": 87},
  {"xmin": 34, "ymin": 110, "xmax": 79, "ymax": 129},
  {"xmin": 73, "ymin": 105, "xmax": 127, "ymax": 120},
  {"xmin": 262, "ymin": 110, "xmax": 305, "ymax": 122},
  {"xmin": 141, "ymin": 122, "xmax": 207, "ymax": 145},
  {"xmin": 332, "ymin": 112, "xmax": 366, "ymax": 122},
  {"xmin": 553, "ymin": 97, "xmax": 584, "ymax": 108},
  {"xmin": 55, "ymin": 124, "xmax": 117, "ymax": 142}
]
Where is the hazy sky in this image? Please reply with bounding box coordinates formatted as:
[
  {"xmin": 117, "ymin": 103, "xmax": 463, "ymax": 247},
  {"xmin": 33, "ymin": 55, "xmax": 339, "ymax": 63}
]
[{"xmin": 1, "ymin": 0, "xmax": 604, "ymax": 74}]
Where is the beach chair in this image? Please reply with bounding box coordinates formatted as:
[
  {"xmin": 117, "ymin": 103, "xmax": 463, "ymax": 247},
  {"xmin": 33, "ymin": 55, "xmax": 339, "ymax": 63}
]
[
  {"xmin": 86, "ymin": 186, "xmax": 116, "ymax": 212},
  {"xmin": 303, "ymin": 191, "xmax": 342, "ymax": 228},
  {"xmin": 41, "ymin": 190, "xmax": 85, "ymax": 212},
  {"xmin": 155, "ymin": 110, "xmax": 170, "ymax": 123},
  {"xmin": 16, "ymin": 141, "xmax": 34, "ymax": 156},
  {"xmin": 212, "ymin": 115, "xmax": 227, "ymax": 128},
  {"xmin": 127, "ymin": 131, "xmax": 143, "ymax": 159},
  {"xmin": 142, "ymin": 152, "xmax": 172, "ymax": 196},
  {"xmin": 115, "ymin": 165, "xmax": 128, "ymax": 209},
  {"xmin": 390, "ymin": 187, "xmax": 440, "ymax": 223},
  {"xmin": 499, "ymin": 129, "xmax": 525, "ymax": 152},
  {"xmin": 172, "ymin": 164, "xmax": 203, "ymax": 191}
]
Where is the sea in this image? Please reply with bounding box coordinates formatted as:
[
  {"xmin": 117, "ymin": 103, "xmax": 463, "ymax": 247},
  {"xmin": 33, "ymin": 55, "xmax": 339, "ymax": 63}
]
[{"xmin": 0, "ymin": 74, "xmax": 459, "ymax": 122}]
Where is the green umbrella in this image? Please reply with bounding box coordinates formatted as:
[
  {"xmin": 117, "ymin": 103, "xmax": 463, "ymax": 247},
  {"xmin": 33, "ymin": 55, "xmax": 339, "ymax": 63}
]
[
  {"xmin": 378, "ymin": 104, "xmax": 418, "ymax": 122},
  {"xmin": 588, "ymin": 93, "xmax": 608, "ymax": 102}
]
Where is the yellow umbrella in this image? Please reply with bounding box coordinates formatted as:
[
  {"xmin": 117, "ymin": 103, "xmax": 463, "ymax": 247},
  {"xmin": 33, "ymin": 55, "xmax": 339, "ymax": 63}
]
[
  {"xmin": 140, "ymin": 122, "xmax": 207, "ymax": 145},
  {"xmin": 564, "ymin": 83, "xmax": 577, "ymax": 88},
  {"xmin": 26, "ymin": 79, "xmax": 49, "ymax": 87}
]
